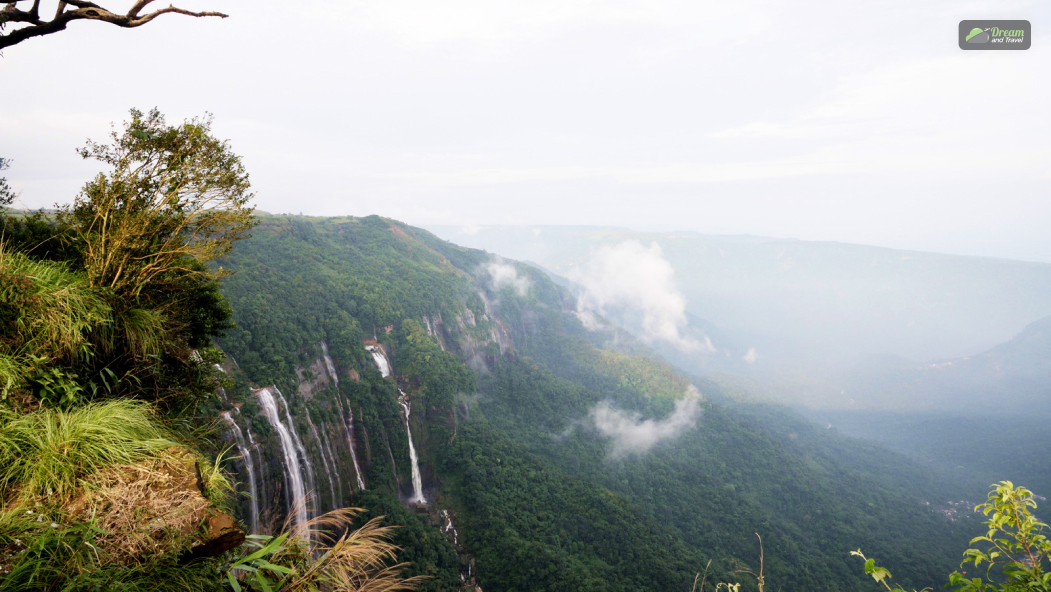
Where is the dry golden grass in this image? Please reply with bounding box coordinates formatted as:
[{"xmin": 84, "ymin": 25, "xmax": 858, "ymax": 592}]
[{"xmin": 68, "ymin": 447, "xmax": 211, "ymax": 564}]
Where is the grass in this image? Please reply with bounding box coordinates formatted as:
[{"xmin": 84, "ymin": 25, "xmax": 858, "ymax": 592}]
[
  {"xmin": 0, "ymin": 243, "xmax": 111, "ymax": 360},
  {"xmin": 0, "ymin": 522, "xmax": 226, "ymax": 592},
  {"xmin": 0, "ymin": 400, "xmax": 177, "ymax": 502}
]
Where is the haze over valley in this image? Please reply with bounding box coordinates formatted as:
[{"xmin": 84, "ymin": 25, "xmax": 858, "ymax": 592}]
[{"xmin": 1, "ymin": 1, "xmax": 1048, "ymax": 591}]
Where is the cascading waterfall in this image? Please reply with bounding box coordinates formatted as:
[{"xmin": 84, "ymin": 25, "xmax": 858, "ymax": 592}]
[
  {"xmin": 304, "ymin": 407, "xmax": 339, "ymax": 511},
  {"xmin": 256, "ymin": 387, "xmax": 309, "ymax": 535},
  {"xmin": 274, "ymin": 387, "xmax": 317, "ymax": 519},
  {"xmin": 221, "ymin": 411, "xmax": 259, "ymax": 534},
  {"xmin": 366, "ymin": 344, "xmax": 425, "ymax": 504},
  {"xmin": 440, "ymin": 509, "xmax": 458, "ymax": 545},
  {"xmin": 322, "ymin": 343, "xmax": 366, "ymax": 490},
  {"xmin": 365, "ymin": 345, "xmax": 391, "ymax": 378},
  {"xmin": 398, "ymin": 389, "xmax": 427, "ymax": 505}
]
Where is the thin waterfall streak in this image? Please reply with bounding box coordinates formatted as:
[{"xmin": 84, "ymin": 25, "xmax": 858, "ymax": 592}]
[
  {"xmin": 221, "ymin": 411, "xmax": 259, "ymax": 535},
  {"xmin": 322, "ymin": 428, "xmax": 344, "ymax": 504},
  {"xmin": 398, "ymin": 389, "xmax": 427, "ymax": 505},
  {"xmin": 304, "ymin": 406, "xmax": 338, "ymax": 512},
  {"xmin": 256, "ymin": 387, "xmax": 308, "ymax": 537},
  {"xmin": 325, "ymin": 343, "xmax": 365, "ymax": 490},
  {"xmin": 345, "ymin": 403, "xmax": 366, "ymax": 490},
  {"xmin": 244, "ymin": 423, "xmax": 268, "ymax": 531},
  {"xmin": 320, "ymin": 342, "xmax": 345, "ymax": 501}
]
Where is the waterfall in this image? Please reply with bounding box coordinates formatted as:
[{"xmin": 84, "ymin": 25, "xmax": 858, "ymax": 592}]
[
  {"xmin": 342, "ymin": 402, "xmax": 366, "ymax": 490},
  {"xmin": 304, "ymin": 407, "xmax": 339, "ymax": 511},
  {"xmin": 366, "ymin": 345, "xmax": 391, "ymax": 378},
  {"xmin": 274, "ymin": 387, "xmax": 317, "ymax": 519},
  {"xmin": 243, "ymin": 421, "xmax": 268, "ymax": 527},
  {"xmin": 221, "ymin": 411, "xmax": 259, "ymax": 534},
  {"xmin": 322, "ymin": 343, "xmax": 366, "ymax": 491},
  {"xmin": 440, "ymin": 509, "xmax": 458, "ymax": 545},
  {"xmin": 321, "ymin": 427, "xmax": 344, "ymax": 502},
  {"xmin": 398, "ymin": 389, "xmax": 427, "ymax": 505},
  {"xmin": 256, "ymin": 387, "xmax": 309, "ymax": 535}
]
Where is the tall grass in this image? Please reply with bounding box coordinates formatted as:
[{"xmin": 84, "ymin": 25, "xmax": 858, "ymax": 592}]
[
  {"xmin": 0, "ymin": 399, "xmax": 176, "ymax": 501},
  {"xmin": 0, "ymin": 243, "xmax": 111, "ymax": 359},
  {"xmin": 0, "ymin": 523, "xmax": 225, "ymax": 592}
]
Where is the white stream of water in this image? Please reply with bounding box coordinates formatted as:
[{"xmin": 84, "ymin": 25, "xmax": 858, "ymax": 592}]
[
  {"xmin": 344, "ymin": 405, "xmax": 366, "ymax": 490},
  {"xmin": 221, "ymin": 411, "xmax": 259, "ymax": 534},
  {"xmin": 274, "ymin": 387, "xmax": 317, "ymax": 519},
  {"xmin": 304, "ymin": 407, "xmax": 338, "ymax": 511},
  {"xmin": 322, "ymin": 343, "xmax": 366, "ymax": 490},
  {"xmin": 366, "ymin": 344, "xmax": 425, "ymax": 504},
  {"xmin": 398, "ymin": 389, "xmax": 427, "ymax": 505},
  {"xmin": 366, "ymin": 345, "xmax": 391, "ymax": 378},
  {"xmin": 243, "ymin": 422, "xmax": 266, "ymax": 524},
  {"xmin": 256, "ymin": 387, "xmax": 309, "ymax": 535}
]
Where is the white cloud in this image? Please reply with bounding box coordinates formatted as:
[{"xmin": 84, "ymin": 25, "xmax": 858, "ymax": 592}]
[
  {"xmin": 572, "ymin": 241, "xmax": 699, "ymax": 350},
  {"xmin": 743, "ymin": 347, "xmax": 758, "ymax": 364},
  {"xmin": 591, "ymin": 386, "xmax": 702, "ymax": 458},
  {"xmin": 485, "ymin": 257, "xmax": 531, "ymax": 296}
]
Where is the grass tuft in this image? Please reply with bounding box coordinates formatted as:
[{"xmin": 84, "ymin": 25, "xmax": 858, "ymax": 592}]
[{"xmin": 0, "ymin": 400, "xmax": 176, "ymax": 502}]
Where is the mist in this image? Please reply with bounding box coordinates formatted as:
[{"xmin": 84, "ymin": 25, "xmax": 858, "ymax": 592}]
[
  {"xmin": 571, "ymin": 241, "xmax": 700, "ymax": 351},
  {"xmin": 590, "ymin": 386, "xmax": 703, "ymax": 458},
  {"xmin": 484, "ymin": 256, "xmax": 532, "ymax": 296}
]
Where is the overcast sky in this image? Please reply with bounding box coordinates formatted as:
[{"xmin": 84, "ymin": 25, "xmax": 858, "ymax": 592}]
[{"xmin": 2, "ymin": 0, "xmax": 1049, "ymax": 261}]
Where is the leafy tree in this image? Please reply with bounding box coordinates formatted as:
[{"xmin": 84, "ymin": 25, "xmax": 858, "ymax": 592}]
[
  {"xmin": 2, "ymin": 109, "xmax": 254, "ymax": 410},
  {"xmin": 0, "ymin": 157, "xmax": 14, "ymax": 206},
  {"xmin": 0, "ymin": 0, "xmax": 226, "ymax": 50}
]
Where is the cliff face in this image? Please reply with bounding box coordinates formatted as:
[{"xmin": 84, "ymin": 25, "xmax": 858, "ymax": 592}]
[{"xmin": 210, "ymin": 214, "xmax": 975, "ymax": 592}]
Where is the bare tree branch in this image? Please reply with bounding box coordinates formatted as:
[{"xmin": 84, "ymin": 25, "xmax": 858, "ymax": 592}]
[{"xmin": 0, "ymin": 0, "xmax": 227, "ymax": 50}]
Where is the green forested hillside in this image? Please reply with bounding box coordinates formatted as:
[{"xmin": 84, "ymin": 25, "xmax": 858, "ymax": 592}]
[{"xmin": 214, "ymin": 213, "xmax": 981, "ymax": 591}]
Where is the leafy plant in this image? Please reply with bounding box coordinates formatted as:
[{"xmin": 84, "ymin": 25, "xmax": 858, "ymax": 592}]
[
  {"xmin": 947, "ymin": 481, "xmax": 1051, "ymax": 592},
  {"xmin": 222, "ymin": 507, "xmax": 423, "ymax": 592},
  {"xmin": 225, "ymin": 533, "xmax": 295, "ymax": 592},
  {"xmin": 852, "ymin": 549, "xmax": 931, "ymax": 592}
]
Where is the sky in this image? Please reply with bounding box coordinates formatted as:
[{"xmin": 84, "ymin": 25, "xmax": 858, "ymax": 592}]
[{"xmin": 2, "ymin": 0, "xmax": 1049, "ymax": 261}]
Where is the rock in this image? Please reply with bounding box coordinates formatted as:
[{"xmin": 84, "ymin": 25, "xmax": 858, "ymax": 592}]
[{"xmin": 181, "ymin": 512, "xmax": 245, "ymax": 562}]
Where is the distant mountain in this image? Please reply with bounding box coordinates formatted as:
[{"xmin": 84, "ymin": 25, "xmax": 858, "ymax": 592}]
[
  {"xmin": 843, "ymin": 315, "xmax": 1051, "ymax": 414},
  {"xmin": 426, "ymin": 225, "xmax": 1051, "ymax": 412},
  {"xmin": 426, "ymin": 225, "xmax": 1051, "ymax": 364}
]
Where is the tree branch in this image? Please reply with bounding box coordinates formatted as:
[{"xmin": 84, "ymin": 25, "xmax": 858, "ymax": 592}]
[{"xmin": 0, "ymin": 0, "xmax": 227, "ymax": 50}]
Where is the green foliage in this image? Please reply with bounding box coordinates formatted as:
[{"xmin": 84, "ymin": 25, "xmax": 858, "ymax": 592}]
[
  {"xmin": 947, "ymin": 482, "xmax": 1051, "ymax": 592},
  {"xmin": 0, "ymin": 521, "xmax": 225, "ymax": 592},
  {"xmin": 225, "ymin": 533, "xmax": 295, "ymax": 592},
  {"xmin": 852, "ymin": 549, "xmax": 931, "ymax": 592},
  {"xmin": 217, "ymin": 215, "xmax": 472, "ymax": 385},
  {"xmin": 0, "ymin": 400, "xmax": 176, "ymax": 502},
  {"xmin": 0, "ymin": 110, "xmax": 251, "ymax": 412},
  {"xmin": 64, "ymin": 107, "xmax": 255, "ymax": 295},
  {"xmin": 351, "ymin": 491, "xmax": 460, "ymax": 592},
  {"xmin": 0, "ymin": 157, "xmax": 14, "ymax": 206}
]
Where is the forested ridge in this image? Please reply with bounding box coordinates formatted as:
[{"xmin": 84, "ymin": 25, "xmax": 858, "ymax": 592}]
[{"xmin": 213, "ymin": 212, "xmax": 986, "ymax": 591}]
